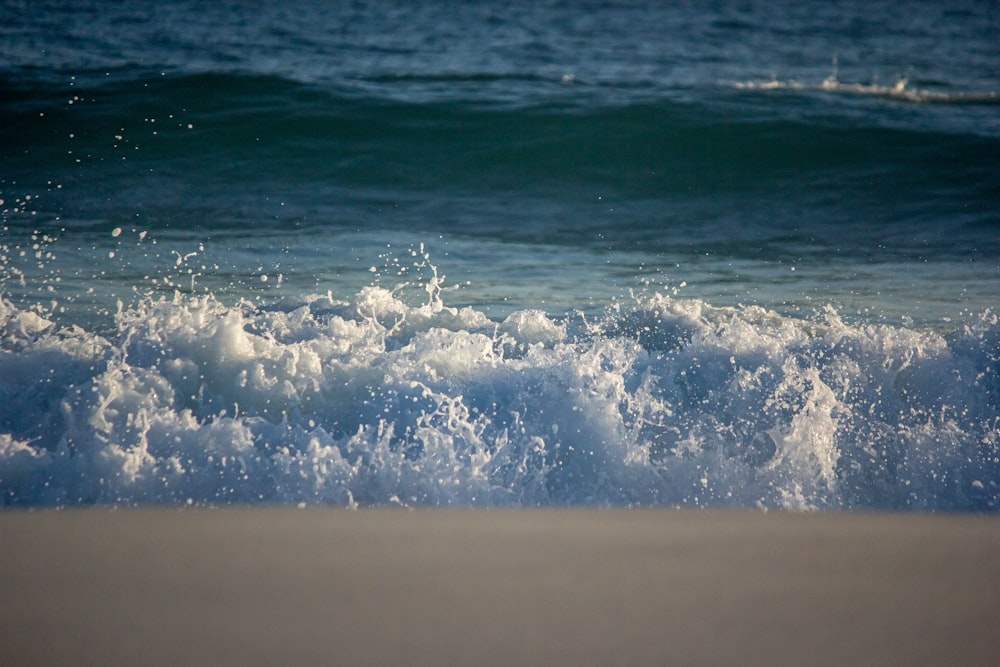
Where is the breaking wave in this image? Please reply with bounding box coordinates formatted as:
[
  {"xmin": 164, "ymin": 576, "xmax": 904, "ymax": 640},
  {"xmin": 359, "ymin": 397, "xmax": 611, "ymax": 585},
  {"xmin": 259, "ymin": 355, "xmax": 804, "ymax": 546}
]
[{"xmin": 2, "ymin": 258, "xmax": 997, "ymax": 511}]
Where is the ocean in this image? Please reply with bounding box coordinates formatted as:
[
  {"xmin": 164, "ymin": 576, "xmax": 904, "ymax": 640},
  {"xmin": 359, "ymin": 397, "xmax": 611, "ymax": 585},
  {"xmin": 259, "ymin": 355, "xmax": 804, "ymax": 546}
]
[{"xmin": 1, "ymin": 0, "xmax": 998, "ymax": 510}]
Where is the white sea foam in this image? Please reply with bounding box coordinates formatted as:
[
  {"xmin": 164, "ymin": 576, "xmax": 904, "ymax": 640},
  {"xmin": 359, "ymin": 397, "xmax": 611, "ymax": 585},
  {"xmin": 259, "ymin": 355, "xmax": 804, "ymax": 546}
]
[
  {"xmin": 734, "ymin": 77, "xmax": 999, "ymax": 105},
  {"xmin": 1, "ymin": 265, "xmax": 997, "ymax": 510}
]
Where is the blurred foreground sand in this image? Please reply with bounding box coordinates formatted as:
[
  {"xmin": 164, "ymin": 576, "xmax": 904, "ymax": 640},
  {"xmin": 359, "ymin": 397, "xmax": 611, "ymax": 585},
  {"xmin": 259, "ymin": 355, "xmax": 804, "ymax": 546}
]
[{"xmin": 2, "ymin": 509, "xmax": 998, "ymax": 666}]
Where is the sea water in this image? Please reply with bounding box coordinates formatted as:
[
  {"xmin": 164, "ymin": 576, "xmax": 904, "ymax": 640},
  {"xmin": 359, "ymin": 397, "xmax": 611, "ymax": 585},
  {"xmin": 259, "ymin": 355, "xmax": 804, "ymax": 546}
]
[{"xmin": 1, "ymin": 0, "xmax": 998, "ymax": 509}]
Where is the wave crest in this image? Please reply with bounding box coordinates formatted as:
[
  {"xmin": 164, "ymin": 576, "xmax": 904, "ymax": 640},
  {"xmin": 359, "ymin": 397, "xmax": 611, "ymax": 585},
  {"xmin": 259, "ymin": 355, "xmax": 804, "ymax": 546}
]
[
  {"xmin": 2, "ymin": 278, "xmax": 997, "ymax": 510},
  {"xmin": 734, "ymin": 76, "xmax": 999, "ymax": 105}
]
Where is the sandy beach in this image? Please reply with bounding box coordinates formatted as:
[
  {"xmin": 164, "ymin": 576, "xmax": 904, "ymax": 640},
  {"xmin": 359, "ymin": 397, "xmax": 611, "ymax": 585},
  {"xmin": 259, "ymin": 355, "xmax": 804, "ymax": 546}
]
[{"xmin": 1, "ymin": 508, "xmax": 998, "ymax": 666}]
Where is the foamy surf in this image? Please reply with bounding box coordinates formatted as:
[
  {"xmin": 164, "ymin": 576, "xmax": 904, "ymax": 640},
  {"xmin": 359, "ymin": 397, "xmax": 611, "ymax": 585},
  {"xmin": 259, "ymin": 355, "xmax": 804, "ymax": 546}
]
[{"xmin": 2, "ymin": 259, "xmax": 997, "ymax": 510}]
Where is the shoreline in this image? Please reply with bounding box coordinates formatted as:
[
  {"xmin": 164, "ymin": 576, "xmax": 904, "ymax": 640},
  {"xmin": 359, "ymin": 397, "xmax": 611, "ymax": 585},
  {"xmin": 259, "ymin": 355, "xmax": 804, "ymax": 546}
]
[{"xmin": 3, "ymin": 508, "xmax": 999, "ymax": 666}]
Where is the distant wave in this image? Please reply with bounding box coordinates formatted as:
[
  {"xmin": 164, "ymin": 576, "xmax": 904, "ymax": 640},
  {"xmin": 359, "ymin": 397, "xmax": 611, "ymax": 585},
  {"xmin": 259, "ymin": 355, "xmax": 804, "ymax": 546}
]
[
  {"xmin": 734, "ymin": 76, "xmax": 999, "ymax": 105},
  {"xmin": 5, "ymin": 71, "xmax": 996, "ymax": 209}
]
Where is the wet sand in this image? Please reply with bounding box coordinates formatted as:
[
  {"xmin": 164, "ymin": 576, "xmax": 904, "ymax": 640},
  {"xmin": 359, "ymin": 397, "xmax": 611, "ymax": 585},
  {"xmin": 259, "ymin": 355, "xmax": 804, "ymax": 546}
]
[{"xmin": 2, "ymin": 508, "xmax": 998, "ymax": 666}]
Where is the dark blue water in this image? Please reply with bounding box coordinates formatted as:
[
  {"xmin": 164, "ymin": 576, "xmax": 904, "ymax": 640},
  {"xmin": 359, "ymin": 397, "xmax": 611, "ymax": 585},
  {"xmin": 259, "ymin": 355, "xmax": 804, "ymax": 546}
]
[{"xmin": 1, "ymin": 0, "xmax": 998, "ymax": 509}]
